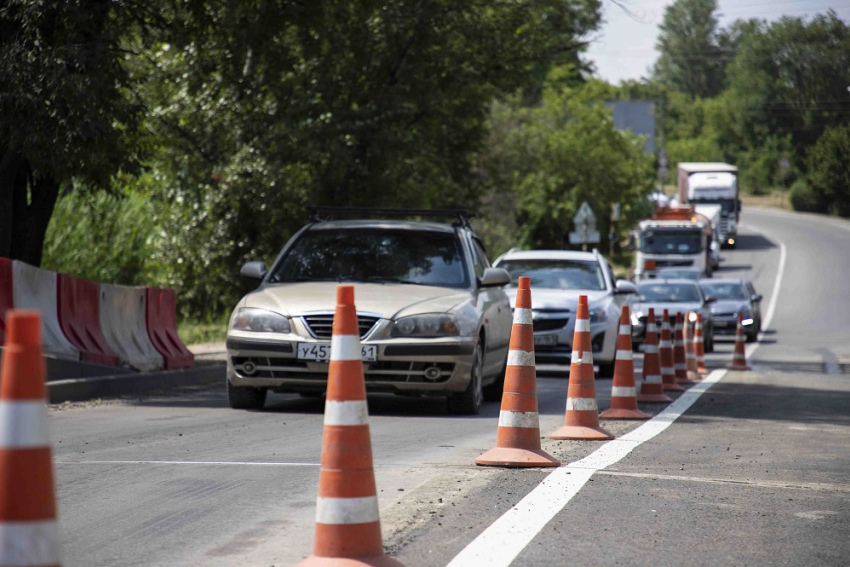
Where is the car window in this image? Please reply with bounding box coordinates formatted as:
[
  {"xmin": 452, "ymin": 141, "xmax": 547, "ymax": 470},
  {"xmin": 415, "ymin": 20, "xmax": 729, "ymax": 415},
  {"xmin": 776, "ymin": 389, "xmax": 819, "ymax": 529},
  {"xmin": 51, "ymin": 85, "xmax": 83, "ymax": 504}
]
[
  {"xmin": 471, "ymin": 239, "xmax": 490, "ymax": 279},
  {"xmin": 699, "ymin": 282, "xmax": 747, "ymax": 300},
  {"xmin": 269, "ymin": 228, "xmax": 470, "ymax": 288},
  {"xmin": 497, "ymin": 259, "xmax": 606, "ymax": 291},
  {"xmin": 638, "ymin": 283, "xmax": 702, "ymax": 302}
]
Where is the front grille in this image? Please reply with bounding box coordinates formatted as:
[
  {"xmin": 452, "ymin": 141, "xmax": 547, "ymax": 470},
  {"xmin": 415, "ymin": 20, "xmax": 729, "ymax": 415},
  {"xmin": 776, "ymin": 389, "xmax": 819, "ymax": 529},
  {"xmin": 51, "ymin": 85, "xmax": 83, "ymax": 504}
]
[
  {"xmin": 533, "ymin": 319, "xmax": 569, "ymax": 332},
  {"xmin": 231, "ymin": 356, "xmax": 453, "ymax": 383},
  {"xmin": 713, "ymin": 312, "xmax": 736, "ymax": 317},
  {"xmin": 302, "ymin": 313, "xmax": 380, "ymax": 339},
  {"xmin": 654, "ymin": 259, "xmax": 694, "ymax": 268}
]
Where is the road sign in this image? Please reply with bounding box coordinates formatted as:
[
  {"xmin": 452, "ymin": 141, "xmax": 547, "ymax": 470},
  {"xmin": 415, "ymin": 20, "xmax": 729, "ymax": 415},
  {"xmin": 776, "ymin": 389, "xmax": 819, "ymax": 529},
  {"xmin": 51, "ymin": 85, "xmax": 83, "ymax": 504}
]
[{"xmin": 569, "ymin": 201, "xmax": 601, "ymax": 245}]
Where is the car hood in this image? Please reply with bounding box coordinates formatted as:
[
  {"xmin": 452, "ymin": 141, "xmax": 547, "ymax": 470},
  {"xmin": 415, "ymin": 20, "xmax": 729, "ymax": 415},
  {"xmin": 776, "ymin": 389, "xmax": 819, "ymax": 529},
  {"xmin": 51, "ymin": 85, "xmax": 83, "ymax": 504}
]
[
  {"xmin": 504, "ymin": 288, "xmax": 610, "ymax": 310},
  {"xmin": 242, "ymin": 282, "xmax": 471, "ymax": 319},
  {"xmin": 630, "ymin": 301, "xmax": 703, "ymax": 317},
  {"xmin": 710, "ymin": 300, "xmax": 747, "ymax": 314}
]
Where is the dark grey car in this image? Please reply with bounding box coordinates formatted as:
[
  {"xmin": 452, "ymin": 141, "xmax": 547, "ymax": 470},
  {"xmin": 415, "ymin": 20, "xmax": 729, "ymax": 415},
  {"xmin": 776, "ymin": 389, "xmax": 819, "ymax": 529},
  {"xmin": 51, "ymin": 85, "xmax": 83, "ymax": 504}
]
[
  {"xmin": 699, "ymin": 279, "xmax": 762, "ymax": 342},
  {"xmin": 629, "ymin": 279, "xmax": 716, "ymax": 352}
]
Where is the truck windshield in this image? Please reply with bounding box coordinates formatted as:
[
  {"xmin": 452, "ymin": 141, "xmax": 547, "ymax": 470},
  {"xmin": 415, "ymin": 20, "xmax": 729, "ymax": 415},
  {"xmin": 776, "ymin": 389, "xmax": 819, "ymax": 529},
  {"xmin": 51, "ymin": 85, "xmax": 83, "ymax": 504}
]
[
  {"xmin": 269, "ymin": 228, "xmax": 469, "ymax": 288},
  {"xmin": 640, "ymin": 230, "xmax": 703, "ymax": 255},
  {"xmin": 691, "ymin": 197, "xmax": 736, "ymax": 216}
]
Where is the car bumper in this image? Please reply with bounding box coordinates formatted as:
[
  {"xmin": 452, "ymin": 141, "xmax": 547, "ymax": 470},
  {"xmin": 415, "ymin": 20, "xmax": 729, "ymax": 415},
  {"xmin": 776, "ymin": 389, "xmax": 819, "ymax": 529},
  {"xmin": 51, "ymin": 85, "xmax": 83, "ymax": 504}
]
[
  {"xmin": 712, "ymin": 316, "xmax": 753, "ymax": 335},
  {"xmin": 531, "ymin": 320, "xmax": 616, "ymax": 367},
  {"xmin": 225, "ymin": 335, "xmax": 477, "ymax": 395}
]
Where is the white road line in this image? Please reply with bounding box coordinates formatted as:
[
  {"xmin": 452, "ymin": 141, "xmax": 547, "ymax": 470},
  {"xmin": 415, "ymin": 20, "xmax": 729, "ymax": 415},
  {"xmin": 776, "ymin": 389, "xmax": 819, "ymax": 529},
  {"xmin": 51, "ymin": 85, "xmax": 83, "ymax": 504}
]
[
  {"xmin": 447, "ymin": 370, "xmax": 726, "ymax": 567},
  {"xmin": 55, "ymin": 460, "xmax": 321, "ymax": 466},
  {"xmin": 449, "ymin": 222, "xmax": 790, "ymax": 567},
  {"xmin": 739, "ymin": 222, "xmax": 786, "ymax": 359}
]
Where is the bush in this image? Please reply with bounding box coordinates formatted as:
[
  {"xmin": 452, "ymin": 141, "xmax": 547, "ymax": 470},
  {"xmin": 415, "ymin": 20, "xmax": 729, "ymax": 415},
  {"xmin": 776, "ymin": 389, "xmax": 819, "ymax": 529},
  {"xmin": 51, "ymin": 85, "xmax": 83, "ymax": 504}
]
[
  {"xmin": 805, "ymin": 124, "xmax": 850, "ymax": 218},
  {"xmin": 788, "ymin": 180, "xmax": 825, "ymax": 213}
]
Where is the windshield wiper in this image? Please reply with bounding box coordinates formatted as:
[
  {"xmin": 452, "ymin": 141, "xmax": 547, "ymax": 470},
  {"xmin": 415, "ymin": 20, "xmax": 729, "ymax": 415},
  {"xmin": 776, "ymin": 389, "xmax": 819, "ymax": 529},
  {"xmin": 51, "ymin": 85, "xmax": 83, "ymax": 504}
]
[{"xmin": 364, "ymin": 276, "xmax": 427, "ymax": 286}]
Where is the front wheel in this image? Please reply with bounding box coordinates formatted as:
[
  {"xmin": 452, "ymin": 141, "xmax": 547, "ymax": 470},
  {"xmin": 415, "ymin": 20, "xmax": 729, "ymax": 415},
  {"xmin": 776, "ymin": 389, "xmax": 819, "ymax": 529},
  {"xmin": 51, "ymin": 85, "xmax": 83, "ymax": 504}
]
[
  {"xmin": 227, "ymin": 379, "xmax": 267, "ymax": 410},
  {"xmin": 448, "ymin": 342, "xmax": 484, "ymax": 415},
  {"xmin": 597, "ymin": 362, "xmax": 616, "ymax": 378},
  {"xmin": 483, "ymin": 353, "xmax": 507, "ymax": 402}
]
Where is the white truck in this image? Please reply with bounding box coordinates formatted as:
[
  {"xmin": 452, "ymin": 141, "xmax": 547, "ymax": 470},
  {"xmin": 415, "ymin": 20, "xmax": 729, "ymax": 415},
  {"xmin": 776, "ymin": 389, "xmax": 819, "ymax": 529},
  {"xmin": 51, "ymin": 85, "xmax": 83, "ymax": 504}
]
[
  {"xmin": 693, "ymin": 203, "xmax": 723, "ymax": 271},
  {"xmin": 677, "ymin": 163, "xmax": 740, "ymax": 248},
  {"xmin": 634, "ymin": 206, "xmax": 714, "ymax": 279}
]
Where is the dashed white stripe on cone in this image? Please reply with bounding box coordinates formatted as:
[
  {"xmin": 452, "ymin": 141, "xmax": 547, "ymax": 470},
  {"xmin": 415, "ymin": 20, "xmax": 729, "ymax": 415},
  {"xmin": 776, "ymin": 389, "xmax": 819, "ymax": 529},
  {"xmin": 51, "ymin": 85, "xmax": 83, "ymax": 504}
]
[
  {"xmin": 0, "ymin": 521, "xmax": 61, "ymax": 566},
  {"xmin": 507, "ymin": 350, "xmax": 535, "ymax": 367},
  {"xmin": 611, "ymin": 386, "xmax": 636, "ymax": 398},
  {"xmin": 0, "ymin": 401, "xmax": 49, "ymax": 448},
  {"xmin": 566, "ymin": 398, "xmax": 598, "ymax": 411},
  {"xmin": 323, "ymin": 400, "xmax": 369, "ymax": 426},
  {"xmin": 513, "ymin": 308, "xmax": 533, "ymax": 325},
  {"xmin": 330, "ymin": 334, "xmax": 361, "ymax": 361},
  {"xmin": 575, "ymin": 320, "xmax": 590, "ymax": 332},
  {"xmin": 315, "ymin": 496, "xmax": 380, "ymax": 525},
  {"xmin": 615, "ymin": 350, "xmax": 632, "ymax": 361},
  {"xmin": 644, "ymin": 345, "xmax": 658, "ymax": 354},
  {"xmin": 644, "ymin": 374, "xmax": 662, "ymax": 384},
  {"xmin": 570, "ymin": 350, "xmax": 593, "ymax": 364},
  {"xmin": 498, "ymin": 411, "xmax": 540, "ymax": 429},
  {"xmin": 618, "ymin": 325, "xmax": 630, "ymax": 334}
]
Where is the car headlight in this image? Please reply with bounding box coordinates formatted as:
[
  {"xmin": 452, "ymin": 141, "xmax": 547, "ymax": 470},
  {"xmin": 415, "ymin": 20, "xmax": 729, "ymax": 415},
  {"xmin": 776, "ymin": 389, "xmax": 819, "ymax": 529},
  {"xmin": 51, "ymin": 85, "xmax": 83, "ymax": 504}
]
[
  {"xmin": 230, "ymin": 308, "xmax": 291, "ymax": 333},
  {"xmin": 391, "ymin": 314, "xmax": 459, "ymax": 338},
  {"xmin": 589, "ymin": 306, "xmax": 608, "ymax": 324},
  {"xmin": 630, "ymin": 311, "xmax": 644, "ymax": 326},
  {"xmin": 688, "ymin": 312, "xmax": 698, "ymax": 323}
]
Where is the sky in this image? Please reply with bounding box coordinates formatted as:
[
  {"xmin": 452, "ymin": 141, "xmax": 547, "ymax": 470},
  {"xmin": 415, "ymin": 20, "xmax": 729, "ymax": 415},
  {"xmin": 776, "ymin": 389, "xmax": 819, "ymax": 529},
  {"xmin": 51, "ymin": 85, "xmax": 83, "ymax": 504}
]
[{"xmin": 585, "ymin": 0, "xmax": 850, "ymax": 85}]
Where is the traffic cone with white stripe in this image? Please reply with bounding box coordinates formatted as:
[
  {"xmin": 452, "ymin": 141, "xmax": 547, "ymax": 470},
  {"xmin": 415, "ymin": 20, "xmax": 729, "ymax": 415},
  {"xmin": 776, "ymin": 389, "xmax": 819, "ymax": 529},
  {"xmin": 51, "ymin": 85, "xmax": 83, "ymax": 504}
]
[
  {"xmin": 674, "ymin": 313, "xmax": 697, "ymax": 386},
  {"xmin": 297, "ymin": 286, "xmax": 404, "ymax": 567},
  {"xmin": 684, "ymin": 313, "xmax": 702, "ymax": 381},
  {"xmin": 600, "ymin": 306, "xmax": 649, "ymax": 420},
  {"xmin": 476, "ymin": 277, "xmax": 559, "ymax": 467},
  {"xmin": 694, "ymin": 313, "xmax": 709, "ymax": 375},
  {"xmin": 0, "ymin": 310, "xmax": 62, "ymax": 567},
  {"xmin": 637, "ymin": 308, "xmax": 672, "ymax": 404},
  {"xmin": 659, "ymin": 309, "xmax": 684, "ymax": 392},
  {"xmin": 549, "ymin": 295, "xmax": 613, "ymax": 440},
  {"xmin": 727, "ymin": 314, "xmax": 752, "ymax": 371}
]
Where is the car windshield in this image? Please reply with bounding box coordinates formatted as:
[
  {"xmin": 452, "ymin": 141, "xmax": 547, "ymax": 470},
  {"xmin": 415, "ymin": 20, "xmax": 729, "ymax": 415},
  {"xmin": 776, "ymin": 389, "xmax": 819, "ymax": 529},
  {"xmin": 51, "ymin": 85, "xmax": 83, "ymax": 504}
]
[
  {"xmin": 497, "ymin": 259, "xmax": 606, "ymax": 291},
  {"xmin": 638, "ymin": 283, "xmax": 703, "ymax": 303},
  {"xmin": 640, "ymin": 229, "xmax": 703, "ymax": 255},
  {"xmin": 269, "ymin": 228, "xmax": 469, "ymax": 288},
  {"xmin": 700, "ymin": 282, "xmax": 747, "ymax": 300},
  {"xmin": 656, "ymin": 269, "xmax": 700, "ymax": 281}
]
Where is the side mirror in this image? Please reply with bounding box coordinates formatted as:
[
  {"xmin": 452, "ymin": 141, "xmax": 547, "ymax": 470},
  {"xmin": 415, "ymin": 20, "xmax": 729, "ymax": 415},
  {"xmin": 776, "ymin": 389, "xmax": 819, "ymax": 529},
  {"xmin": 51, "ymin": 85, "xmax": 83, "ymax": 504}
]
[
  {"xmin": 752, "ymin": 294, "xmax": 763, "ymax": 302},
  {"xmin": 704, "ymin": 295, "xmax": 718, "ymax": 304},
  {"xmin": 615, "ymin": 280, "xmax": 638, "ymax": 294},
  {"xmin": 240, "ymin": 261, "xmax": 267, "ymax": 280},
  {"xmin": 479, "ymin": 267, "xmax": 511, "ymax": 288}
]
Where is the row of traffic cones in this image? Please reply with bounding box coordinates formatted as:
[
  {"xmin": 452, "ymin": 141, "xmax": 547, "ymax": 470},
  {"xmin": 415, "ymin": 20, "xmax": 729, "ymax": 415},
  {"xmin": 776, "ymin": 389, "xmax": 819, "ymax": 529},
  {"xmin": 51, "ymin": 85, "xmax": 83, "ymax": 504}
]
[{"xmin": 1, "ymin": 281, "xmax": 754, "ymax": 566}]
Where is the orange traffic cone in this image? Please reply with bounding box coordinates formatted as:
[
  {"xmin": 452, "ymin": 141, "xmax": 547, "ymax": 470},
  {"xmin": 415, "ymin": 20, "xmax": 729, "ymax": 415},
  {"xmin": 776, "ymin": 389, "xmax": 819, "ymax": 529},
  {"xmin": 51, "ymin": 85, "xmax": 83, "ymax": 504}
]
[
  {"xmin": 684, "ymin": 313, "xmax": 701, "ymax": 381},
  {"xmin": 297, "ymin": 287, "xmax": 404, "ymax": 567},
  {"xmin": 550, "ymin": 295, "xmax": 613, "ymax": 440},
  {"xmin": 659, "ymin": 309, "xmax": 684, "ymax": 392},
  {"xmin": 694, "ymin": 313, "xmax": 710, "ymax": 375},
  {"xmin": 637, "ymin": 308, "xmax": 672, "ymax": 404},
  {"xmin": 727, "ymin": 314, "xmax": 752, "ymax": 371},
  {"xmin": 0, "ymin": 310, "xmax": 62, "ymax": 567},
  {"xmin": 673, "ymin": 313, "xmax": 697, "ymax": 386},
  {"xmin": 476, "ymin": 277, "xmax": 559, "ymax": 467},
  {"xmin": 600, "ymin": 306, "xmax": 649, "ymax": 420}
]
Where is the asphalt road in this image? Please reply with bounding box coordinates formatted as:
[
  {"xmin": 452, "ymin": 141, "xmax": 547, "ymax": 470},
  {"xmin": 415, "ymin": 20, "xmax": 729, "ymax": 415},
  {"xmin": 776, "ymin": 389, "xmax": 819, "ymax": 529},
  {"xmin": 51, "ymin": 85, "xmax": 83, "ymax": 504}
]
[{"xmin": 48, "ymin": 207, "xmax": 850, "ymax": 566}]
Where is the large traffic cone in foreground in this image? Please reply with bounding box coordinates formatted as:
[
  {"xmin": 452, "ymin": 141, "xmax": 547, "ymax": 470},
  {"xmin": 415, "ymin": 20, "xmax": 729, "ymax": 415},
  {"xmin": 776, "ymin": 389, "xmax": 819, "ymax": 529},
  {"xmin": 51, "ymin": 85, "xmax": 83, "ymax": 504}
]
[
  {"xmin": 727, "ymin": 314, "xmax": 752, "ymax": 371},
  {"xmin": 673, "ymin": 313, "xmax": 697, "ymax": 386},
  {"xmin": 0, "ymin": 310, "xmax": 62, "ymax": 567},
  {"xmin": 476, "ymin": 277, "xmax": 559, "ymax": 467},
  {"xmin": 549, "ymin": 295, "xmax": 613, "ymax": 440},
  {"xmin": 297, "ymin": 287, "xmax": 404, "ymax": 567},
  {"xmin": 637, "ymin": 308, "xmax": 672, "ymax": 404},
  {"xmin": 684, "ymin": 313, "xmax": 701, "ymax": 381},
  {"xmin": 659, "ymin": 309, "xmax": 684, "ymax": 392},
  {"xmin": 694, "ymin": 313, "xmax": 709, "ymax": 375},
  {"xmin": 600, "ymin": 306, "xmax": 649, "ymax": 420}
]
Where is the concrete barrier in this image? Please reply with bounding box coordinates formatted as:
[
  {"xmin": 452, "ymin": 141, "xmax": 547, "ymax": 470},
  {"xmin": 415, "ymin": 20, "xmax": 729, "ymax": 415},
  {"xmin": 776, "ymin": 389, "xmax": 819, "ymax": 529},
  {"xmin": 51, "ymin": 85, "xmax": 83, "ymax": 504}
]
[
  {"xmin": 0, "ymin": 258, "xmax": 12, "ymax": 345},
  {"xmin": 99, "ymin": 284, "xmax": 164, "ymax": 371},
  {"xmin": 146, "ymin": 287, "xmax": 194, "ymax": 369},
  {"xmin": 57, "ymin": 273, "xmax": 119, "ymax": 366},
  {"xmin": 11, "ymin": 261, "xmax": 79, "ymax": 360}
]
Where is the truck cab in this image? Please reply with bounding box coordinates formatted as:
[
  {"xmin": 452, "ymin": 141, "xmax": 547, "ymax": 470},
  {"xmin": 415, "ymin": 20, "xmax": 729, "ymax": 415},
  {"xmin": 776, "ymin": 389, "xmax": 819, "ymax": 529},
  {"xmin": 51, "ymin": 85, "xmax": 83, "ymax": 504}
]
[
  {"xmin": 688, "ymin": 172, "xmax": 739, "ymax": 248},
  {"xmin": 634, "ymin": 207, "xmax": 714, "ymax": 280}
]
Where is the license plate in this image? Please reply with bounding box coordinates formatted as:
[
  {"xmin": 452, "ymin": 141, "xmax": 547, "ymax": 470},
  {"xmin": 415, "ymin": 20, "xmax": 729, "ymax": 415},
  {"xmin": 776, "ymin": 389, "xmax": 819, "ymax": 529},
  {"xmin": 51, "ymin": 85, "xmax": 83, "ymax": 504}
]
[
  {"xmin": 533, "ymin": 334, "xmax": 558, "ymax": 346},
  {"xmin": 296, "ymin": 343, "xmax": 377, "ymax": 362}
]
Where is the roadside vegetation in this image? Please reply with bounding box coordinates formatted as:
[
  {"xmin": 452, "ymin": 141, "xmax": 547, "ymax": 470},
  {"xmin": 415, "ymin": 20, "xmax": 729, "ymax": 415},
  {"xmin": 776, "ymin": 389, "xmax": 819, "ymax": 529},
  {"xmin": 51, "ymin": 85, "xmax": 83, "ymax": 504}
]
[{"xmin": 2, "ymin": 0, "xmax": 848, "ymax": 337}]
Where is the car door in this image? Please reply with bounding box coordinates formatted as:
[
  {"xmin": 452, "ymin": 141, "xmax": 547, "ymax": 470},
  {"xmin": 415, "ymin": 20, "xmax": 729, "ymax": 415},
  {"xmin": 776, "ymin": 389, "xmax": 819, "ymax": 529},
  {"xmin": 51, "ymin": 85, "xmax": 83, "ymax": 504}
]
[{"xmin": 470, "ymin": 236, "xmax": 510, "ymax": 376}]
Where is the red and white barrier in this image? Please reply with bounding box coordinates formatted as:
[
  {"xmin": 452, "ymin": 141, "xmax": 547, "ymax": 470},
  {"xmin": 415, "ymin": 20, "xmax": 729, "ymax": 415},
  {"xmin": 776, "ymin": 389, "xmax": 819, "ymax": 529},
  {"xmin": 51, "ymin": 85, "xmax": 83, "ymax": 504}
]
[
  {"xmin": 99, "ymin": 284, "xmax": 164, "ymax": 371},
  {"xmin": 146, "ymin": 288, "xmax": 194, "ymax": 370},
  {"xmin": 57, "ymin": 273, "xmax": 120, "ymax": 366},
  {"xmin": 10, "ymin": 261, "xmax": 80, "ymax": 360}
]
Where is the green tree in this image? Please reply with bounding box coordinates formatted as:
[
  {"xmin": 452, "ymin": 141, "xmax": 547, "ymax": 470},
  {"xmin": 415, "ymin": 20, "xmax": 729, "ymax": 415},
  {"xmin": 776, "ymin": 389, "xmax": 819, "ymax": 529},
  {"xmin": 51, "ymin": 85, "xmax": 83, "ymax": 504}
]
[
  {"xmin": 653, "ymin": 0, "xmax": 730, "ymax": 99},
  {"xmin": 802, "ymin": 124, "xmax": 850, "ymax": 217}
]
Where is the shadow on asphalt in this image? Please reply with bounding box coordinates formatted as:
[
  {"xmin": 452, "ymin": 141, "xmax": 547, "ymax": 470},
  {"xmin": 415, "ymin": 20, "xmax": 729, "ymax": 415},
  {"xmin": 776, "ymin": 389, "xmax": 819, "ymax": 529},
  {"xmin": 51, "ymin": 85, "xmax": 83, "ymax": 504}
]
[{"xmin": 732, "ymin": 233, "xmax": 777, "ymax": 250}]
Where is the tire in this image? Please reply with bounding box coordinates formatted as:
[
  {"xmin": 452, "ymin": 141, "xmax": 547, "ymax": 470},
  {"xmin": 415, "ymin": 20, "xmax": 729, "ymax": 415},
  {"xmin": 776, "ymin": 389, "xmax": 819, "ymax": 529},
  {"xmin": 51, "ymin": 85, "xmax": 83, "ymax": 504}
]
[
  {"xmin": 227, "ymin": 379, "xmax": 267, "ymax": 410},
  {"xmin": 299, "ymin": 392, "xmax": 324, "ymax": 398},
  {"xmin": 746, "ymin": 330, "xmax": 758, "ymax": 343},
  {"xmin": 705, "ymin": 330, "xmax": 715, "ymax": 353},
  {"xmin": 483, "ymin": 353, "xmax": 506, "ymax": 402},
  {"xmin": 597, "ymin": 362, "xmax": 615, "ymax": 378},
  {"xmin": 448, "ymin": 342, "xmax": 484, "ymax": 415}
]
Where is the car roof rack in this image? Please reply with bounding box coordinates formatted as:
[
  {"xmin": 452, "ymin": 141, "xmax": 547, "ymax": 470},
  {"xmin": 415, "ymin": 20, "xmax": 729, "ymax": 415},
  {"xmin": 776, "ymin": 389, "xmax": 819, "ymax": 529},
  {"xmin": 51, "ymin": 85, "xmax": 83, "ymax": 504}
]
[{"xmin": 308, "ymin": 207, "xmax": 475, "ymax": 229}]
